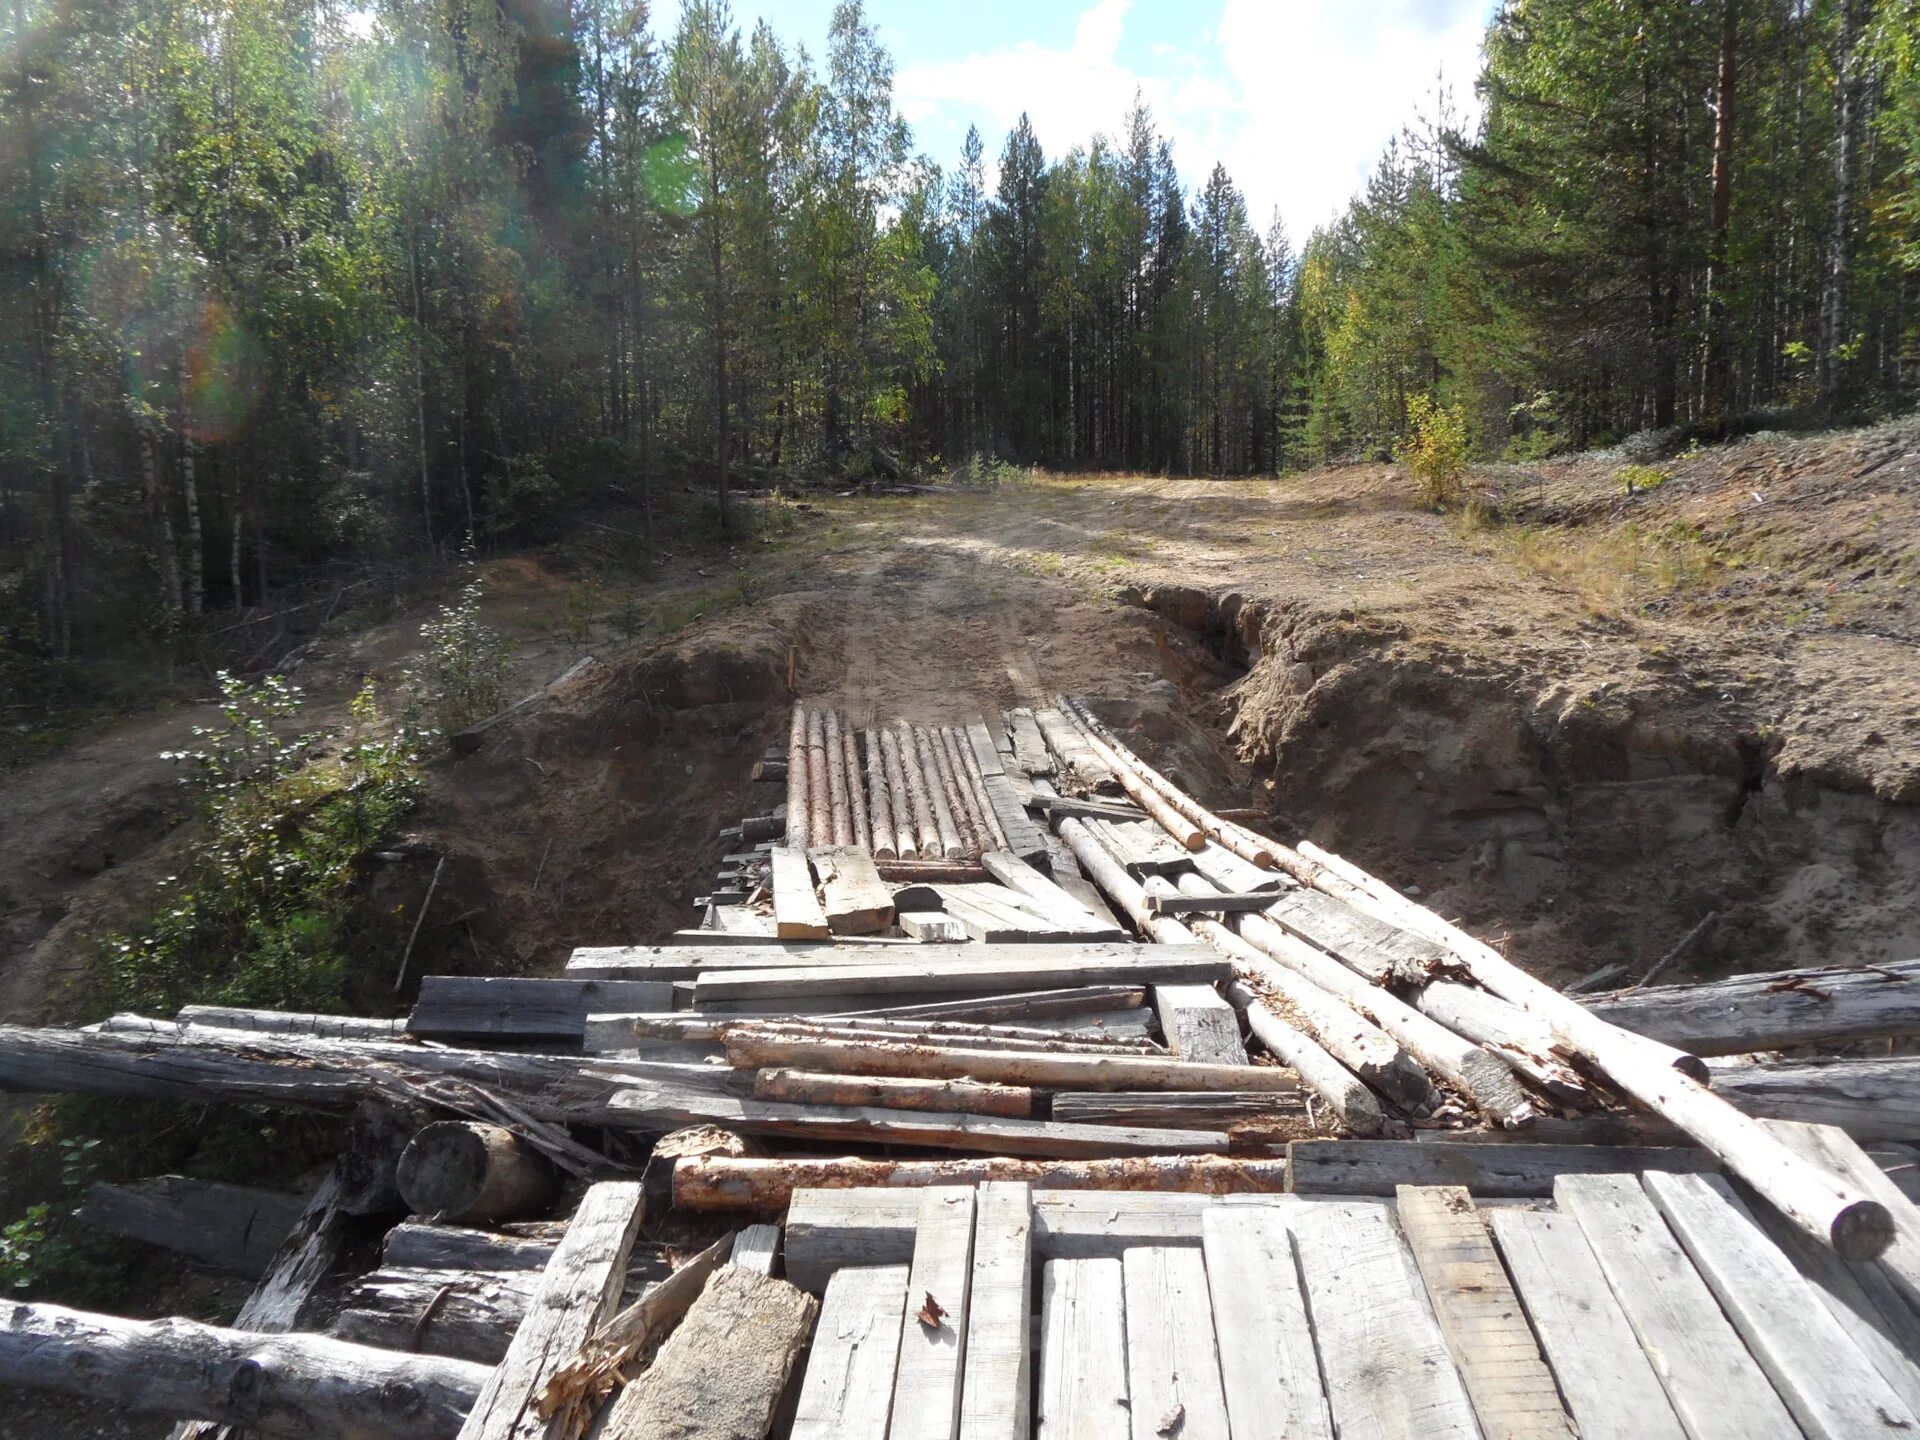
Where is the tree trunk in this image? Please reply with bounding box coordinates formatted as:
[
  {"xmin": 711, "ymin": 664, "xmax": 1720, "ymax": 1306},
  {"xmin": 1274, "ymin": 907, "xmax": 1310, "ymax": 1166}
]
[
  {"xmin": 1816, "ymin": 0, "xmax": 1872, "ymax": 412},
  {"xmin": 1702, "ymin": 0, "xmax": 1739, "ymax": 430},
  {"xmin": 141, "ymin": 430, "xmax": 184, "ymax": 627},
  {"xmin": 707, "ymin": 149, "xmax": 731, "ymax": 536},
  {"xmin": 181, "ymin": 427, "xmax": 204, "ymax": 618}
]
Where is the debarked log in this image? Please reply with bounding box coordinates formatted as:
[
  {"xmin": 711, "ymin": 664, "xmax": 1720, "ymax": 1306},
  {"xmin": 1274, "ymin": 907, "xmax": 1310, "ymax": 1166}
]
[
  {"xmin": 330, "ymin": 1268, "xmax": 535, "ymax": 1365},
  {"xmin": 1588, "ymin": 961, "xmax": 1920, "ymax": 1056},
  {"xmin": 0, "ymin": 1300, "xmax": 488, "ymax": 1440},
  {"xmin": 396, "ymin": 1122, "xmax": 560, "ymax": 1225}
]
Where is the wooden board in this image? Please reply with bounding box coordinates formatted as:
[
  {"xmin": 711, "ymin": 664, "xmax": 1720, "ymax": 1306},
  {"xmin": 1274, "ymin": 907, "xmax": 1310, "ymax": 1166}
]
[
  {"xmin": 933, "ymin": 883, "xmax": 1107, "ymax": 944},
  {"xmin": 455, "ymin": 1179, "xmax": 646, "ymax": 1440},
  {"xmin": 1121, "ymin": 1246, "xmax": 1230, "ymax": 1440},
  {"xmin": 1200, "ymin": 1205, "xmax": 1332, "ymax": 1440},
  {"xmin": 979, "ymin": 851, "xmax": 1114, "ymax": 934},
  {"xmin": 1289, "ymin": 1203, "xmax": 1481, "ymax": 1440},
  {"xmin": 569, "ymin": 944, "xmax": 899, "ymax": 979},
  {"xmin": 791, "ymin": 1264, "xmax": 911, "ymax": 1440},
  {"xmin": 967, "ymin": 721, "xmax": 1008, "ymax": 777},
  {"xmin": 889, "ymin": 1189, "xmax": 976, "ymax": 1440},
  {"xmin": 1150, "ymin": 983, "xmax": 1245, "ymax": 1065},
  {"xmin": 813, "ymin": 847, "xmax": 896, "ymax": 937},
  {"xmin": 1394, "ymin": 1186, "xmax": 1572, "ymax": 1439},
  {"xmin": 1095, "ymin": 819, "xmax": 1191, "ymax": 876},
  {"xmin": 406, "ymin": 976, "xmax": 673, "ymax": 1044},
  {"xmin": 1038, "ymin": 1257, "xmax": 1129, "ymax": 1440},
  {"xmin": 1033, "ymin": 707, "xmax": 1113, "ymax": 792},
  {"xmin": 691, "ymin": 946, "xmax": 1229, "ymax": 1004},
  {"xmin": 772, "ymin": 846, "xmax": 831, "ymax": 941},
  {"xmin": 1050, "ymin": 1091, "xmax": 1306, "ymax": 1128},
  {"xmin": 1642, "ymin": 1168, "xmax": 1919, "ymax": 1438},
  {"xmin": 983, "ymin": 773, "xmax": 1050, "ymax": 863},
  {"xmin": 1007, "ymin": 708, "xmax": 1055, "ymax": 778},
  {"xmin": 1261, "ymin": 886, "xmax": 1448, "ymax": 985},
  {"xmin": 1287, "ymin": 1140, "xmax": 1717, "ymax": 1197},
  {"xmin": 900, "ymin": 912, "xmax": 968, "ymax": 943},
  {"xmin": 958, "ymin": 1182, "xmax": 1033, "ymax": 1440},
  {"xmin": 1759, "ymin": 1118, "xmax": 1920, "ymax": 1311},
  {"xmin": 1487, "ymin": 1208, "xmax": 1686, "ymax": 1440},
  {"xmin": 1553, "ymin": 1173, "xmax": 1799, "ymax": 1440}
]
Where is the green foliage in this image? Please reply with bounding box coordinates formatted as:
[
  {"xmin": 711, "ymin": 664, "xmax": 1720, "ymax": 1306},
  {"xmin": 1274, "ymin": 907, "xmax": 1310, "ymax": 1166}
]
[
  {"xmin": 1396, "ymin": 395, "xmax": 1470, "ymax": 507},
  {"xmin": 103, "ymin": 673, "xmax": 423, "ymax": 1016},
  {"xmin": 0, "ymin": 1207, "xmax": 55, "ymax": 1293},
  {"xmin": 406, "ymin": 576, "xmax": 516, "ymax": 735},
  {"xmin": 563, "ymin": 579, "xmax": 603, "ymax": 646},
  {"xmin": 1620, "ymin": 464, "xmax": 1670, "ymax": 495}
]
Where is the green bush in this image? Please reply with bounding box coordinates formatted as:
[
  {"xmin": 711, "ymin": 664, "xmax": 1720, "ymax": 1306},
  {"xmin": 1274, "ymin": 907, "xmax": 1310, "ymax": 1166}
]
[
  {"xmin": 406, "ymin": 575, "xmax": 516, "ymax": 734},
  {"xmin": 1397, "ymin": 394, "xmax": 1471, "ymax": 507}
]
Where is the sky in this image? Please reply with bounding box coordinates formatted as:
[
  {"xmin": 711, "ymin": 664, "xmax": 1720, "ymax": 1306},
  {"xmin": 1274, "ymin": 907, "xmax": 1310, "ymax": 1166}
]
[{"xmin": 689, "ymin": 0, "xmax": 1498, "ymax": 242}]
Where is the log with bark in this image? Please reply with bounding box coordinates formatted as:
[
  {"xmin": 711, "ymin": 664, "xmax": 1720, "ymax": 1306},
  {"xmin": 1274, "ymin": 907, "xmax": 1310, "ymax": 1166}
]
[
  {"xmin": 397, "ymin": 1122, "xmax": 561, "ymax": 1225},
  {"xmin": 864, "ymin": 729, "xmax": 898, "ymax": 859},
  {"xmin": 753, "ymin": 1066, "xmax": 1037, "ymax": 1118},
  {"xmin": 822, "ymin": 709, "xmax": 853, "ymax": 847},
  {"xmin": 892, "ymin": 723, "xmax": 942, "ymax": 858},
  {"xmin": 912, "ymin": 726, "xmax": 967, "ymax": 859},
  {"xmin": 0, "ymin": 1300, "xmax": 488, "ymax": 1440},
  {"xmin": 804, "ymin": 709, "xmax": 832, "ymax": 852},
  {"xmin": 785, "ymin": 703, "xmax": 811, "ymax": 851},
  {"xmin": 1055, "ymin": 702, "xmax": 1204, "ymax": 850}
]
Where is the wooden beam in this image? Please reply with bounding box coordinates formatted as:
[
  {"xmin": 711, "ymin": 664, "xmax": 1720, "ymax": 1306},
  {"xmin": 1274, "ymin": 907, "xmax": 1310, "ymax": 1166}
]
[
  {"xmin": 689, "ymin": 946, "xmax": 1230, "ymax": 1005},
  {"xmin": 1201, "ymin": 1205, "xmax": 1332, "ymax": 1440},
  {"xmin": 790, "ymin": 1265, "xmax": 909, "ymax": 1439},
  {"xmin": 1037, "ymin": 1257, "xmax": 1128, "ymax": 1439},
  {"xmin": 1121, "ymin": 1245, "xmax": 1230, "ymax": 1438},
  {"xmin": 331, "ymin": 1267, "xmax": 534, "ymax": 1365},
  {"xmin": 891, "ymin": 1188, "xmax": 976, "ymax": 1440},
  {"xmin": 753, "ymin": 1067, "xmax": 1036, "ymax": 1119},
  {"xmin": 406, "ymin": 976, "xmax": 672, "ymax": 1045},
  {"xmin": 811, "ymin": 846, "xmax": 895, "ymax": 936},
  {"xmin": 1150, "ymin": 983, "xmax": 1246, "ymax": 1065}
]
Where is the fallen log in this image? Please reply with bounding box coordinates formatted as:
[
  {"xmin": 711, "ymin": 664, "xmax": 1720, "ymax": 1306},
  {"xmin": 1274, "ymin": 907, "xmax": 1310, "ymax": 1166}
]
[
  {"xmin": 1712, "ymin": 1057, "xmax": 1920, "ymax": 1142},
  {"xmin": 891, "ymin": 723, "xmax": 941, "ymax": 858},
  {"xmin": 1224, "ymin": 982, "xmax": 1384, "ymax": 1136},
  {"xmin": 173, "ymin": 1007, "xmax": 407, "ymax": 1041},
  {"xmin": 924, "ymin": 725, "xmax": 980, "ymax": 854},
  {"xmin": 74, "ymin": 1177, "xmax": 306, "ymax": 1279},
  {"xmin": 739, "ymin": 808, "xmax": 786, "ymax": 846},
  {"xmin": 1588, "ymin": 960, "xmax": 1920, "ymax": 1056},
  {"xmin": 936, "ymin": 725, "xmax": 990, "ymax": 852},
  {"xmin": 1293, "ymin": 840, "xmax": 1895, "ymax": 1260},
  {"xmin": 913, "ymin": 726, "xmax": 967, "ymax": 859},
  {"xmin": 753, "ymin": 1067, "xmax": 1036, "ymax": 1118},
  {"xmin": 785, "ymin": 702, "xmax": 811, "ymax": 852},
  {"xmin": 951, "ymin": 724, "xmax": 1012, "ymax": 852},
  {"xmin": 875, "ymin": 858, "xmax": 990, "ymax": 882},
  {"xmin": 382, "ymin": 1222, "xmax": 562, "ymax": 1273},
  {"xmin": 978, "ymin": 849, "xmax": 1118, "ymax": 935},
  {"xmin": 1056, "ymin": 704, "xmax": 1204, "ymax": 850},
  {"xmin": 1415, "ymin": 981, "xmax": 1593, "ymax": 1105},
  {"xmin": 841, "ymin": 722, "xmax": 872, "ymax": 852},
  {"xmin": 719, "ymin": 1029, "xmax": 1295, "ymax": 1093},
  {"xmin": 864, "ymin": 730, "xmax": 898, "ymax": 859},
  {"xmin": 0, "ymin": 1300, "xmax": 487, "ymax": 1440},
  {"xmin": 822, "ymin": 709, "xmax": 852, "ymax": 847},
  {"xmin": 804, "ymin": 709, "xmax": 832, "ymax": 851},
  {"xmin": 397, "ymin": 1122, "xmax": 560, "ymax": 1225},
  {"xmin": 670, "ymin": 1153, "xmax": 1288, "ymax": 1213},
  {"xmin": 877, "ymin": 726, "xmax": 917, "ymax": 859},
  {"xmin": 331, "ymin": 1267, "xmax": 535, "ymax": 1364},
  {"xmin": 1059, "ymin": 696, "xmax": 1260, "ymax": 862}
]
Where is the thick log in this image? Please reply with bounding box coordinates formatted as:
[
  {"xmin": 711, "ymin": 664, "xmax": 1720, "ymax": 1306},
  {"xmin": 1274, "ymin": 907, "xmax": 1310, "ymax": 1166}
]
[
  {"xmin": 739, "ymin": 808, "xmax": 786, "ymax": 846},
  {"xmin": 1055, "ymin": 699, "xmax": 1206, "ymax": 852},
  {"xmin": 720, "ymin": 1029, "xmax": 1295, "ymax": 1093},
  {"xmin": 821, "ymin": 709, "xmax": 852, "ymax": 847},
  {"xmin": 878, "ymin": 727, "xmax": 918, "ymax": 859},
  {"xmin": 864, "ymin": 730, "xmax": 899, "ymax": 859},
  {"xmin": 1295, "ymin": 840, "xmax": 1894, "ymax": 1260},
  {"xmin": 74, "ymin": 1177, "xmax": 306, "ymax": 1279},
  {"xmin": 893, "ymin": 723, "xmax": 942, "ymax": 858},
  {"xmin": 383, "ymin": 1223, "xmax": 563, "ymax": 1272},
  {"xmin": 841, "ymin": 720, "xmax": 872, "ymax": 852},
  {"xmin": 877, "ymin": 858, "xmax": 991, "ymax": 882},
  {"xmin": 596, "ymin": 1265, "xmax": 817, "ymax": 1439},
  {"xmin": 1588, "ymin": 961, "xmax": 1920, "ymax": 1055},
  {"xmin": 1, "ymin": 1300, "xmax": 487, "ymax": 1440},
  {"xmin": 1416, "ymin": 981, "xmax": 1592, "ymax": 1104},
  {"xmin": 804, "ymin": 709, "xmax": 833, "ymax": 852},
  {"xmin": 786, "ymin": 703, "xmax": 811, "ymax": 852},
  {"xmin": 754, "ymin": 1067, "xmax": 1036, "ymax": 1117},
  {"xmin": 912, "ymin": 726, "xmax": 967, "ymax": 859},
  {"xmin": 397, "ymin": 1122, "xmax": 560, "ymax": 1225},
  {"xmin": 1288, "ymin": 1139, "xmax": 1719, "ymax": 1197},
  {"xmin": 174, "ymin": 1007, "xmax": 407, "ymax": 1040},
  {"xmin": 331, "ymin": 1267, "xmax": 535, "ymax": 1364},
  {"xmin": 1054, "ymin": 816, "xmax": 1190, "ymax": 946},
  {"xmin": 1712, "ymin": 1057, "xmax": 1920, "ymax": 1142},
  {"xmin": 673, "ymin": 1153, "xmax": 1287, "ymax": 1213},
  {"xmin": 1223, "ymin": 981, "xmax": 1384, "ymax": 1136}
]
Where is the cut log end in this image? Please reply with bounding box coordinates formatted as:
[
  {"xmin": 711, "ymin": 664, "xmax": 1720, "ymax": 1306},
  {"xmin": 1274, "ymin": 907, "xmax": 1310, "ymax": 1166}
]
[
  {"xmin": 1832, "ymin": 1198, "xmax": 1896, "ymax": 1261},
  {"xmin": 395, "ymin": 1122, "xmax": 559, "ymax": 1225}
]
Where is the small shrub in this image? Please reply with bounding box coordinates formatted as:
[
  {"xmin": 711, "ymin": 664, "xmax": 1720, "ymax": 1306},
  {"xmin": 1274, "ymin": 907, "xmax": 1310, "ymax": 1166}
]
[
  {"xmin": 406, "ymin": 574, "xmax": 516, "ymax": 734},
  {"xmin": 562, "ymin": 578, "xmax": 603, "ymax": 646},
  {"xmin": 1619, "ymin": 464, "xmax": 1669, "ymax": 495},
  {"xmin": 1397, "ymin": 394, "xmax": 1470, "ymax": 507}
]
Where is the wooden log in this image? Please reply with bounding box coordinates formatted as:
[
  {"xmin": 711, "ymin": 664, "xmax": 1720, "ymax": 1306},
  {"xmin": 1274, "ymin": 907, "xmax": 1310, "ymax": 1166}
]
[
  {"xmin": 893, "ymin": 723, "xmax": 942, "ymax": 858},
  {"xmin": 1588, "ymin": 960, "xmax": 1920, "ymax": 1055},
  {"xmin": 688, "ymin": 946, "xmax": 1229, "ymax": 1005},
  {"xmin": 926, "ymin": 725, "xmax": 982, "ymax": 854},
  {"xmin": 674, "ymin": 1153, "xmax": 1289, "ymax": 1215},
  {"xmin": 864, "ymin": 729, "xmax": 898, "ymax": 859},
  {"xmin": 721, "ymin": 1029, "xmax": 1295, "ymax": 1093},
  {"xmin": 938, "ymin": 725, "xmax": 990, "ymax": 852},
  {"xmin": 740, "ymin": 808, "xmax": 787, "ymax": 846},
  {"xmin": 1224, "ymin": 982, "xmax": 1384, "ymax": 1137},
  {"xmin": 74, "ymin": 1177, "xmax": 305, "ymax": 1279},
  {"xmin": 879, "ymin": 726, "xmax": 918, "ymax": 859},
  {"xmin": 769, "ymin": 845, "xmax": 830, "ymax": 941},
  {"xmin": 842, "ymin": 720, "xmax": 872, "ymax": 851},
  {"xmin": 1288, "ymin": 1139, "xmax": 1718, "ymax": 1197},
  {"xmin": 1054, "ymin": 817, "xmax": 1189, "ymax": 946},
  {"xmin": 810, "ymin": 845, "xmax": 894, "ymax": 936},
  {"xmin": 173, "ymin": 1007, "xmax": 407, "ymax": 1040},
  {"xmin": 383, "ymin": 1223, "xmax": 561, "ymax": 1273},
  {"xmin": 631, "ymin": 1011, "xmax": 1153, "ymax": 1049},
  {"xmin": 952, "ymin": 724, "xmax": 1012, "ymax": 852},
  {"xmin": 1261, "ymin": 883, "xmax": 1452, "ymax": 986},
  {"xmin": 913, "ymin": 726, "xmax": 967, "ymax": 859},
  {"xmin": 1057, "ymin": 697, "xmax": 1233, "ymax": 858},
  {"xmin": 1047, "ymin": 1090, "xmax": 1310, "ymax": 1129},
  {"xmin": 786, "ymin": 702, "xmax": 811, "ymax": 852},
  {"xmin": 821, "ymin": 708, "xmax": 852, "ymax": 847},
  {"xmin": 753, "ymin": 1067, "xmax": 1036, "ymax": 1118},
  {"xmin": 877, "ymin": 857, "xmax": 990, "ymax": 882},
  {"xmin": 455, "ymin": 1181, "xmax": 646, "ymax": 1440},
  {"xmin": 0, "ymin": 1300, "xmax": 488, "ymax": 1440},
  {"xmin": 1416, "ymin": 981, "xmax": 1593, "ymax": 1104},
  {"xmin": 800, "ymin": 708, "xmax": 830, "ymax": 851},
  {"xmin": 331, "ymin": 1267, "xmax": 534, "ymax": 1365},
  {"xmin": 397, "ymin": 1122, "xmax": 560, "ymax": 1225},
  {"xmin": 1712, "ymin": 1056, "xmax": 1920, "ymax": 1141},
  {"xmin": 595, "ymin": 1265, "xmax": 818, "ymax": 1440},
  {"xmin": 1032, "ymin": 706, "xmax": 1116, "ymax": 792},
  {"xmin": 751, "ymin": 757, "xmax": 786, "ymax": 782}
]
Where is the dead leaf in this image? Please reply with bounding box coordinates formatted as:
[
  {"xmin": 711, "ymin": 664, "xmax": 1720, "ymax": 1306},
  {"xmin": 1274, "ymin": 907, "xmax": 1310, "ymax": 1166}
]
[
  {"xmin": 1157, "ymin": 1402, "xmax": 1185, "ymax": 1434},
  {"xmin": 916, "ymin": 1291, "xmax": 947, "ymax": 1330}
]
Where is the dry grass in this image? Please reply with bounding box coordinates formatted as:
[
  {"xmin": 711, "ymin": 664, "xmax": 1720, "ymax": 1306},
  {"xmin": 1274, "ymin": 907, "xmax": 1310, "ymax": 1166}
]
[{"xmin": 1492, "ymin": 519, "xmax": 1726, "ymax": 613}]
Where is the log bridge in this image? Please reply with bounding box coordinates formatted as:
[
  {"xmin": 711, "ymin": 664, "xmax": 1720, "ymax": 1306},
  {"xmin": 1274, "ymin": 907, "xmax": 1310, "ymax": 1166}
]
[{"xmin": 5, "ymin": 693, "xmax": 1920, "ymax": 1435}]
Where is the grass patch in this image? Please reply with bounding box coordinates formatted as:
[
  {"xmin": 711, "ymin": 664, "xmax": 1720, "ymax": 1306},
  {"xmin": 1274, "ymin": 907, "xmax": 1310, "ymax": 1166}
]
[{"xmin": 1496, "ymin": 519, "xmax": 1728, "ymax": 611}]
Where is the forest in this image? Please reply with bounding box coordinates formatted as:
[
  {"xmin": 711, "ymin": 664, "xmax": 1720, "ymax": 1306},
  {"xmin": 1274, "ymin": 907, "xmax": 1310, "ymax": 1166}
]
[{"xmin": 2, "ymin": 0, "xmax": 1917, "ymax": 680}]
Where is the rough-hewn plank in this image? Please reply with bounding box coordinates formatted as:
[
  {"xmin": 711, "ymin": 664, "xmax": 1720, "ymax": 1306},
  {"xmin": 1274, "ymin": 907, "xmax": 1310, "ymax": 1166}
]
[
  {"xmin": 406, "ymin": 976, "xmax": 672, "ymax": 1044},
  {"xmin": 900, "ymin": 912, "xmax": 968, "ymax": 943},
  {"xmin": 1486, "ymin": 1208, "xmax": 1685, "ymax": 1440},
  {"xmin": 1287, "ymin": 1140, "xmax": 1716, "ymax": 1197},
  {"xmin": 1038, "ymin": 1257, "xmax": 1128, "ymax": 1440},
  {"xmin": 771, "ymin": 846, "xmax": 831, "ymax": 941},
  {"xmin": 813, "ymin": 846, "xmax": 896, "ymax": 937},
  {"xmin": 1395, "ymin": 1186, "xmax": 1573, "ymax": 1439},
  {"xmin": 1201, "ymin": 1205, "xmax": 1331, "ymax": 1440},
  {"xmin": 791, "ymin": 1265, "xmax": 910, "ymax": 1440},
  {"xmin": 690, "ymin": 946, "xmax": 1229, "ymax": 1004},
  {"xmin": 1553, "ymin": 1173, "xmax": 1799, "ymax": 1440},
  {"xmin": 958, "ymin": 1182, "xmax": 1033, "ymax": 1440},
  {"xmin": 889, "ymin": 1189, "xmax": 976, "ymax": 1440}
]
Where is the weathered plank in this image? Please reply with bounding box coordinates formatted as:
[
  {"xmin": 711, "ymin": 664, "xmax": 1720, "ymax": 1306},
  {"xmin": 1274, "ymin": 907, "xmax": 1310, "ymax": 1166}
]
[
  {"xmin": 74, "ymin": 1177, "xmax": 305, "ymax": 1279},
  {"xmin": 1642, "ymin": 1168, "xmax": 1918, "ymax": 1438},
  {"xmin": 979, "ymin": 850, "xmax": 1115, "ymax": 934},
  {"xmin": 597, "ymin": 1264, "xmax": 818, "ymax": 1440},
  {"xmin": 690, "ymin": 946, "xmax": 1229, "ymax": 1004},
  {"xmin": 982, "ymin": 773, "xmax": 1051, "ymax": 863},
  {"xmin": 791, "ymin": 1265, "xmax": 910, "ymax": 1440},
  {"xmin": 454, "ymin": 1180, "xmax": 647, "ymax": 1440},
  {"xmin": 1121, "ymin": 1246, "xmax": 1229, "ymax": 1440},
  {"xmin": 900, "ymin": 911, "xmax": 968, "ymax": 943},
  {"xmin": 1760, "ymin": 1119, "xmax": 1920, "ymax": 1319},
  {"xmin": 958, "ymin": 1182, "xmax": 1033, "ymax": 1440},
  {"xmin": 330, "ymin": 1267, "xmax": 534, "ymax": 1364},
  {"xmin": 1038, "ymin": 1256, "xmax": 1128, "ymax": 1440},
  {"xmin": 1200, "ymin": 1205, "xmax": 1332, "ymax": 1440},
  {"xmin": 1150, "ymin": 983, "xmax": 1245, "ymax": 1065},
  {"xmin": 1395, "ymin": 1186, "xmax": 1572, "ymax": 1439},
  {"xmin": 889, "ymin": 1189, "xmax": 976, "ymax": 1440},
  {"xmin": 382, "ymin": 1223, "xmax": 561, "ymax": 1273},
  {"xmin": 771, "ymin": 846, "xmax": 831, "ymax": 941},
  {"xmin": 1553, "ymin": 1173, "xmax": 1799, "ymax": 1440},
  {"xmin": 406, "ymin": 976, "xmax": 672, "ymax": 1044},
  {"xmin": 1289, "ymin": 1203, "xmax": 1481, "ymax": 1440},
  {"xmin": 1007, "ymin": 708, "xmax": 1055, "ymax": 778},
  {"xmin": 813, "ymin": 846, "xmax": 896, "ymax": 937},
  {"xmin": 732, "ymin": 1222, "xmax": 782, "ymax": 1276},
  {"xmin": 1486, "ymin": 1208, "xmax": 1685, "ymax": 1440},
  {"xmin": 1287, "ymin": 1140, "xmax": 1717, "ymax": 1197}
]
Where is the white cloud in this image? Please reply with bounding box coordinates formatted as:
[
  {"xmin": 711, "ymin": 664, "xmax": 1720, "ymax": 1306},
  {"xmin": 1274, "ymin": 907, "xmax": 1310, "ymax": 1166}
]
[{"xmin": 895, "ymin": 0, "xmax": 1489, "ymax": 242}]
